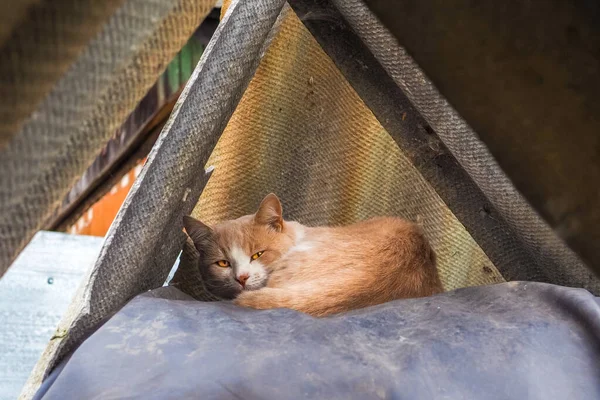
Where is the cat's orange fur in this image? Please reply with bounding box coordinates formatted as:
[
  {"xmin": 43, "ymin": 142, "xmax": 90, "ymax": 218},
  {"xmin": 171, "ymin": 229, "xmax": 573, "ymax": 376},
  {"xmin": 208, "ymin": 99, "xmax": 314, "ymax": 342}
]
[{"xmin": 184, "ymin": 194, "xmax": 443, "ymax": 317}]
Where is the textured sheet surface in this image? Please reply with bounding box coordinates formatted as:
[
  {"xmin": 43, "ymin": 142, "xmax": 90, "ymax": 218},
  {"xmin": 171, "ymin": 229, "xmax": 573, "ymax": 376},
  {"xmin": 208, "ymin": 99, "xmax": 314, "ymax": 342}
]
[
  {"xmin": 34, "ymin": 283, "xmax": 600, "ymax": 400},
  {"xmin": 0, "ymin": 0, "xmax": 215, "ymax": 278},
  {"xmin": 359, "ymin": 0, "xmax": 600, "ymax": 273},
  {"xmin": 329, "ymin": 0, "xmax": 597, "ymax": 294},
  {"xmin": 288, "ymin": 0, "xmax": 544, "ymax": 285},
  {"xmin": 0, "ymin": 0, "xmax": 126, "ymax": 148},
  {"xmin": 20, "ymin": 1, "xmax": 287, "ymax": 398},
  {"xmin": 188, "ymin": 0, "xmax": 505, "ymax": 296}
]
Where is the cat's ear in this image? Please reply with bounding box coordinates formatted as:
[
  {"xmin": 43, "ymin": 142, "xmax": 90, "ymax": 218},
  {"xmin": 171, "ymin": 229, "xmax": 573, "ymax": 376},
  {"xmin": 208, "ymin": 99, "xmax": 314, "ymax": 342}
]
[
  {"xmin": 255, "ymin": 193, "xmax": 283, "ymax": 232},
  {"xmin": 183, "ymin": 216, "xmax": 214, "ymax": 252}
]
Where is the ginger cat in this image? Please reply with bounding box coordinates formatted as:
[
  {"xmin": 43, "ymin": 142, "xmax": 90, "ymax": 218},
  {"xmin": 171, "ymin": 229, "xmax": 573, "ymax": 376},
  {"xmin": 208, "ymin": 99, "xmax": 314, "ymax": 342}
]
[{"xmin": 183, "ymin": 194, "xmax": 443, "ymax": 317}]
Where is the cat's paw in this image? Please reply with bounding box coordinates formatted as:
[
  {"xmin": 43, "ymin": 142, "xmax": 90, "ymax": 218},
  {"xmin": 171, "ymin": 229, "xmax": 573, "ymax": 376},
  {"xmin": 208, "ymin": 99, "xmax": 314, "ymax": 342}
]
[
  {"xmin": 234, "ymin": 289, "xmax": 280, "ymax": 310},
  {"xmin": 234, "ymin": 291, "xmax": 264, "ymax": 309}
]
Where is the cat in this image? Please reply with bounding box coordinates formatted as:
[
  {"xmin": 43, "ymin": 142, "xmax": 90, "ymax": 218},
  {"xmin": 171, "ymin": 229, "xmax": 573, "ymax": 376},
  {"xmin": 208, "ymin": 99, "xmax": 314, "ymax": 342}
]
[{"xmin": 183, "ymin": 193, "xmax": 443, "ymax": 317}]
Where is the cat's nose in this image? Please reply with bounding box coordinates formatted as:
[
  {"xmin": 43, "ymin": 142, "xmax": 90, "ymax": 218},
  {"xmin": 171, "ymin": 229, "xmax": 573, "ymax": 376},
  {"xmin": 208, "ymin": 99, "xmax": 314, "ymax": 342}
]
[{"xmin": 236, "ymin": 273, "xmax": 249, "ymax": 288}]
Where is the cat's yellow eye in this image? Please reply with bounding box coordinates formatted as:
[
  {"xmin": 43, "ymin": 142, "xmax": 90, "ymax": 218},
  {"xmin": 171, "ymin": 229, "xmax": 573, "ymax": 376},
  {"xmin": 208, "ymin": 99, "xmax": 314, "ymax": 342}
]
[
  {"xmin": 216, "ymin": 260, "xmax": 230, "ymax": 268},
  {"xmin": 251, "ymin": 251, "xmax": 264, "ymax": 261}
]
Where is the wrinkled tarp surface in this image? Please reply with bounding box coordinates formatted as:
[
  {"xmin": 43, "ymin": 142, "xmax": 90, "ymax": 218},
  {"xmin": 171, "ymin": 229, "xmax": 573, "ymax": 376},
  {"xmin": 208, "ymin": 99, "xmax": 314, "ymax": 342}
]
[{"xmin": 34, "ymin": 282, "xmax": 600, "ymax": 400}]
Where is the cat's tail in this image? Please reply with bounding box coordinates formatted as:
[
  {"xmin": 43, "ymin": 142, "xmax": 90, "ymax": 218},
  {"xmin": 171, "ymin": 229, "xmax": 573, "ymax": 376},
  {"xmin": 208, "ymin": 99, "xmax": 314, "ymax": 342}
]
[
  {"xmin": 374, "ymin": 219, "xmax": 444, "ymax": 300},
  {"xmin": 393, "ymin": 224, "xmax": 444, "ymax": 297}
]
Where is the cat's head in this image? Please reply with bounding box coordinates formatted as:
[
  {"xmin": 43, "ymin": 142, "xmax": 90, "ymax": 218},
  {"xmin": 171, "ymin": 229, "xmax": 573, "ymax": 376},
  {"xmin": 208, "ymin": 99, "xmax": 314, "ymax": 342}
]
[{"xmin": 183, "ymin": 193, "xmax": 294, "ymax": 299}]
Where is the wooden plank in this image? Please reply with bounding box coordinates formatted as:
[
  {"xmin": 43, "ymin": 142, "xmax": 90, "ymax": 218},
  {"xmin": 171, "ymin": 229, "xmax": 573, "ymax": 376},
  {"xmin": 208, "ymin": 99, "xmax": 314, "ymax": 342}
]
[{"xmin": 0, "ymin": 231, "xmax": 103, "ymax": 400}]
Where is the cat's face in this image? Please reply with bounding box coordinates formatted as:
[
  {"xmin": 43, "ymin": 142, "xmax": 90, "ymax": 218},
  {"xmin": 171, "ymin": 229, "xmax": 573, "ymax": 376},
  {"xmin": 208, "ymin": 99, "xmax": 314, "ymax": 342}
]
[{"xmin": 183, "ymin": 194, "xmax": 293, "ymax": 299}]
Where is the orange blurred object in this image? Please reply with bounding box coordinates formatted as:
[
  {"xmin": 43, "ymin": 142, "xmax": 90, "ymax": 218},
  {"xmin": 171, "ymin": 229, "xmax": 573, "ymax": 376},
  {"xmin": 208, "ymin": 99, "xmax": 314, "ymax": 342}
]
[{"xmin": 69, "ymin": 159, "xmax": 146, "ymax": 237}]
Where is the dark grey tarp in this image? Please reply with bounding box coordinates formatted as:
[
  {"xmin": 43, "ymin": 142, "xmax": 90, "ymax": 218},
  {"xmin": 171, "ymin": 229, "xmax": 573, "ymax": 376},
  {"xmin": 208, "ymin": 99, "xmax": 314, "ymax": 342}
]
[{"xmin": 34, "ymin": 282, "xmax": 600, "ymax": 400}]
